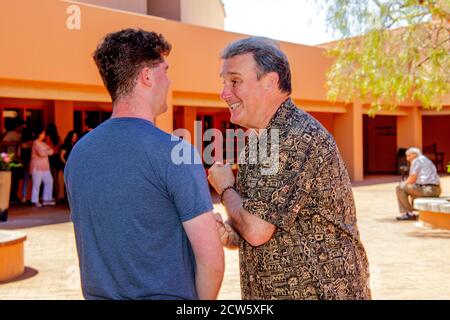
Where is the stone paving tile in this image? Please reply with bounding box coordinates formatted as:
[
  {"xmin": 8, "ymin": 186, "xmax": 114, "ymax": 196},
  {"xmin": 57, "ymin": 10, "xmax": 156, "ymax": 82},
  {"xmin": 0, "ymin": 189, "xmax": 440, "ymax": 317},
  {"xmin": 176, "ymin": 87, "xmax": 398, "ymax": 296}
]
[
  {"xmin": 353, "ymin": 176, "xmax": 450, "ymax": 300},
  {"xmin": 1, "ymin": 176, "xmax": 449, "ymax": 300}
]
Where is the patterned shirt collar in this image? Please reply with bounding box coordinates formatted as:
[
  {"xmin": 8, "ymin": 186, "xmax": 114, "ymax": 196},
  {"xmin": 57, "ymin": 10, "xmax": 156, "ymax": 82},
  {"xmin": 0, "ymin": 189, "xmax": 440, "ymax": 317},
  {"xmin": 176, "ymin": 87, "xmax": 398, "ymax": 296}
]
[{"xmin": 266, "ymin": 97, "xmax": 297, "ymax": 130}]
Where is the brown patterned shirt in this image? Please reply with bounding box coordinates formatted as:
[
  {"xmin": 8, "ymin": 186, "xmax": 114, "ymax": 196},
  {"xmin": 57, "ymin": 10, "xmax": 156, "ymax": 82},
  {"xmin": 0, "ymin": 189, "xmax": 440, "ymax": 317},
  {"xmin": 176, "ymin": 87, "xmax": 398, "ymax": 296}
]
[{"xmin": 236, "ymin": 98, "xmax": 371, "ymax": 300}]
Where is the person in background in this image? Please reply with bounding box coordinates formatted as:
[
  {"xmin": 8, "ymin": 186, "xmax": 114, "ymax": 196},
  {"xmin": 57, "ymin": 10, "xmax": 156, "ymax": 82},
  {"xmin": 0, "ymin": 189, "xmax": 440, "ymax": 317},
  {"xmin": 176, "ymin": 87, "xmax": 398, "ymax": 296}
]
[
  {"xmin": 79, "ymin": 116, "xmax": 97, "ymax": 140},
  {"xmin": 2, "ymin": 117, "xmax": 24, "ymax": 203},
  {"xmin": 30, "ymin": 128, "xmax": 55, "ymax": 207},
  {"xmin": 19, "ymin": 126, "xmax": 34, "ymax": 203},
  {"xmin": 59, "ymin": 130, "xmax": 78, "ymax": 203},
  {"xmin": 2, "ymin": 117, "xmax": 22, "ymax": 148},
  {"xmin": 60, "ymin": 130, "xmax": 78, "ymax": 165},
  {"xmin": 45, "ymin": 123, "xmax": 64, "ymax": 202},
  {"xmin": 396, "ymin": 147, "xmax": 441, "ymax": 221}
]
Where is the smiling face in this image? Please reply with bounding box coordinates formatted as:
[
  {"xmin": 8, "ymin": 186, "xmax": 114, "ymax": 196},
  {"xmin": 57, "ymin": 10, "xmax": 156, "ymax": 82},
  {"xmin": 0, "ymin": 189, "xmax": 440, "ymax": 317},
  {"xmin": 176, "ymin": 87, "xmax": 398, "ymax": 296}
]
[{"xmin": 220, "ymin": 53, "xmax": 271, "ymax": 129}]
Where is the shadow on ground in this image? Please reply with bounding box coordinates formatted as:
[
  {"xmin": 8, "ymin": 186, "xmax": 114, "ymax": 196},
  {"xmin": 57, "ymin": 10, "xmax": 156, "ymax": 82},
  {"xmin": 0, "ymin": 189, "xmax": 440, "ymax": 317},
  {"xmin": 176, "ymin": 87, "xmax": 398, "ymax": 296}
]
[
  {"xmin": 374, "ymin": 217, "xmax": 402, "ymax": 224},
  {"xmin": 0, "ymin": 204, "xmax": 71, "ymax": 230},
  {"xmin": 352, "ymin": 175, "xmax": 401, "ymax": 187},
  {"xmin": 0, "ymin": 267, "xmax": 39, "ymax": 285},
  {"xmin": 406, "ymin": 230, "xmax": 450, "ymax": 239}
]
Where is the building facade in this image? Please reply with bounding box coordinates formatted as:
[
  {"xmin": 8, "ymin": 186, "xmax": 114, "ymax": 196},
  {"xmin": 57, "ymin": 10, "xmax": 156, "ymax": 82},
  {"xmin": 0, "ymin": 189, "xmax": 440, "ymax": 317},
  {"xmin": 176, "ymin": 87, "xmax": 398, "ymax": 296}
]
[
  {"xmin": 78, "ymin": 0, "xmax": 225, "ymax": 29},
  {"xmin": 0, "ymin": 0, "xmax": 448, "ymax": 187}
]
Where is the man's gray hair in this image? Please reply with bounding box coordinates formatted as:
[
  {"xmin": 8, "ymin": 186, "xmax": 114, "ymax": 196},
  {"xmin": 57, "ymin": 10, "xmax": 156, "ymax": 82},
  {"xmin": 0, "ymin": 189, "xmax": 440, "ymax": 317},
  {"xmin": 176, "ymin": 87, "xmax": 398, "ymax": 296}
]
[
  {"xmin": 405, "ymin": 147, "xmax": 422, "ymax": 156},
  {"xmin": 221, "ymin": 37, "xmax": 292, "ymax": 94}
]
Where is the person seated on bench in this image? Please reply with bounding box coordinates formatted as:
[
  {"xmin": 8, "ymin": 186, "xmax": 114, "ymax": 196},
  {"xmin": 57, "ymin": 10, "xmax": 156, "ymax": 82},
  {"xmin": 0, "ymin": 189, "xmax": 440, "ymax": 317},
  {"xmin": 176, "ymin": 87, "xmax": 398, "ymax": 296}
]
[{"xmin": 396, "ymin": 147, "xmax": 441, "ymax": 221}]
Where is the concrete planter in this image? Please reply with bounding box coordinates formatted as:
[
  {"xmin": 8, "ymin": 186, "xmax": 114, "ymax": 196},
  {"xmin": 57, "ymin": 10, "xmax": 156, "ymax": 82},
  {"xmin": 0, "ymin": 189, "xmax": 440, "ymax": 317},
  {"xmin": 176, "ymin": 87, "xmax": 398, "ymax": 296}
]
[
  {"xmin": 0, "ymin": 170, "xmax": 12, "ymax": 222},
  {"xmin": 0, "ymin": 231, "xmax": 27, "ymax": 282},
  {"xmin": 414, "ymin": 197, "xmax": 450, "ymax": 230}
]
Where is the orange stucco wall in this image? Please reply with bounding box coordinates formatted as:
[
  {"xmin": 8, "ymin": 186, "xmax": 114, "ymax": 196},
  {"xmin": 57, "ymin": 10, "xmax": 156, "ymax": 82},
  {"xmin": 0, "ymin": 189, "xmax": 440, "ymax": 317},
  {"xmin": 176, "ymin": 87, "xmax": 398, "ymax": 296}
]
[
  {"xmin": 334, "ymin": 103, "xmax": 364, "ymax": 181},
  {"xmin": 0, "ymin": 0, "xmax": 332, "ymax": 101},
  {"xmin": 54, "ymin": 101, "xmax": 75, "ymax": 141},
  {"xmin": 397, "ymin": 106, "xmax": 423, "ymax": 150},
  {"xmin": 78, "ymin": 0, "xmax": 148, "ymax": 14},
  {"xmin": 308, "ymin": 112, "xmax": 335, "ymax": 135}
]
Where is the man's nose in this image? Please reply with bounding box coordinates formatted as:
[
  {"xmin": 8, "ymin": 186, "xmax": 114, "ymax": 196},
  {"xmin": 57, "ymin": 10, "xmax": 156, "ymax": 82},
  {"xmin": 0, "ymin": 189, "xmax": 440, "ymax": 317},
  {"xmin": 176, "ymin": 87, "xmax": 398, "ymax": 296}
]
[{"xmin": 220, "ymin": 86, "xmax": 233, "ymax": 101}]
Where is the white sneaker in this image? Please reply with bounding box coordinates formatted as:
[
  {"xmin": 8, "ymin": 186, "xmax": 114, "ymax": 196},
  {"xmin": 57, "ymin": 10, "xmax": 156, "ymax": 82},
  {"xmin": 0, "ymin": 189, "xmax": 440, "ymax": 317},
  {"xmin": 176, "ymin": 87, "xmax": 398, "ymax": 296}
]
[
  {"xmin": 43, "ymin": 200, "xmax": 56, "ymax": 206},
  {"xmin": 34, "ymin": 202, "xmax": 42, "ymax": 208}
]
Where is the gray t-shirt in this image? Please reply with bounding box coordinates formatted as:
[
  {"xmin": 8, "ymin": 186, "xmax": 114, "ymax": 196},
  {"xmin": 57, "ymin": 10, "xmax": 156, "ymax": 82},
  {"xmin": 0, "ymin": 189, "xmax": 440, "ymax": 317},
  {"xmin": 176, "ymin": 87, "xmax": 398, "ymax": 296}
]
[
  {"xmin": 410, "ymin": 155, "xmax": 440, "ymax": 185},
  {"xmin": 64, "ymin": 117, "xmax": 213, "ymax": 300}
]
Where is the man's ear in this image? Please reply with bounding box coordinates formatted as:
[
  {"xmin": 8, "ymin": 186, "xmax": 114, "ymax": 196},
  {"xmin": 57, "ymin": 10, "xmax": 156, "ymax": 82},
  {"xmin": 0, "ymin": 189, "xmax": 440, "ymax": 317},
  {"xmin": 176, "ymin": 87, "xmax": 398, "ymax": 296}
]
[
  {"xmin": 140, "ymin": 67, "xmax": 152, "ymax": 87},
  {"xmin": 263, "ymin": 72, "xmax": 279, "ymax": 91}
]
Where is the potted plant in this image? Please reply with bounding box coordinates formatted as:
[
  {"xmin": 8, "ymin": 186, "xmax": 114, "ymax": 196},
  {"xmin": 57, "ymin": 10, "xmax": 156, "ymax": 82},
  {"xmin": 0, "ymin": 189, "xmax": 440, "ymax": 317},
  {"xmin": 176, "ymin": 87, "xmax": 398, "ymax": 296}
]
[{"xmin": 0, "ymin": 152, "xmax": 21, "ymax": 222}]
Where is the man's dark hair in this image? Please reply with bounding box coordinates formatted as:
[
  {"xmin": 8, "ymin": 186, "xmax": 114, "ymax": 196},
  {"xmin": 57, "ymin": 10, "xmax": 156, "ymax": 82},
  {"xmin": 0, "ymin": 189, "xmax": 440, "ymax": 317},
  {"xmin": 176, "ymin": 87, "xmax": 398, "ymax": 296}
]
[
  {"xmin": 93, "ymin": 28, "xmax": 171, "ymax": 102},
  {"xmin": 221, "ymin": 37, "xmax": 292, "ymax": 94}
]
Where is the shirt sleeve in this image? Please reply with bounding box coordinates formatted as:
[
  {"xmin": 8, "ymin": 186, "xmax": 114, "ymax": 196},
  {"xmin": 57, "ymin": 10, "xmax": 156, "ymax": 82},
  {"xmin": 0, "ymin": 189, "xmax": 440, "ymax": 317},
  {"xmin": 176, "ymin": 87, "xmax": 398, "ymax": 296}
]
[
  {"xmin": 409, "ymin": 158, "xmax": 420, "ymax": 176},
  {"xmin": 166, "ymin": 142, "xmax": 213, "ymax": 223}
]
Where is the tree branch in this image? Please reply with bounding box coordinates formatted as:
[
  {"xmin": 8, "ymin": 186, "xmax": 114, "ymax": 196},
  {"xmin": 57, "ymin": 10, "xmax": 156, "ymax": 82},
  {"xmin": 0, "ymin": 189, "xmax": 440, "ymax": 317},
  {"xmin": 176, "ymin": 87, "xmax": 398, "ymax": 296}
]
[{"xmin": 414, "ymin": 36, "xmax": 450, "ymax": 68}]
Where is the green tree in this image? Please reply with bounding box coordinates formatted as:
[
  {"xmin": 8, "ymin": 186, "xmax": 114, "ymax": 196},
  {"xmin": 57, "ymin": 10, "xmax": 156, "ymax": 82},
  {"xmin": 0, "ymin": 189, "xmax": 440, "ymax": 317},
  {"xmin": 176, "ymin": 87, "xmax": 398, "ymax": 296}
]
[{"xmin": 315, "ymin": 0, "xmax": 449, "ymax": 115}]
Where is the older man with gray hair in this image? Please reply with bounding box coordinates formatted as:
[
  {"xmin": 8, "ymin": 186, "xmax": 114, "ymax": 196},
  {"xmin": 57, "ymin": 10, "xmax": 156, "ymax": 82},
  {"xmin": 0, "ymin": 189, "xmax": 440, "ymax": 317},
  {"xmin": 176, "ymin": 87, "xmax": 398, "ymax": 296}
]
[
  {"xmin": 208, "ymin": 36, "xmax": 371, "ymax": 300},
  {"xmin": 396, "ymin": 147, "xmax": 441, "ymax": 221}
]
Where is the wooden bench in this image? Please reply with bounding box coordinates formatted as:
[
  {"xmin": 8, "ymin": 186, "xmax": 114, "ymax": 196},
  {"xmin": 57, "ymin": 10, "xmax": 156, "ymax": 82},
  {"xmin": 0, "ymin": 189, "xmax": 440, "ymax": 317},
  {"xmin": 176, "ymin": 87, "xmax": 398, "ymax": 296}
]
[
  {"xmin": 0, "ymin": 231, "xmax": 27, "ymax": 282},
  {"xmin": 414, "ymin": 197, "xmax": 450, "ymax": 230}
]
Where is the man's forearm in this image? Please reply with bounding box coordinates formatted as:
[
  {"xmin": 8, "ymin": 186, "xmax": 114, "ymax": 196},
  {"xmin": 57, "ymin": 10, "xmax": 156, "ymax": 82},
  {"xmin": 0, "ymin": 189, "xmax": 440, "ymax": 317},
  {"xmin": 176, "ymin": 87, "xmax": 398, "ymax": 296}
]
[
  {"xmin": 405, "ymin": 174, "xmax": 417, "ymax": 185},
  {"xmin": 221, "ymin": 188, "xmax": 253, "ymax": 241},
  {"xmin": 195, "ymin": 261, "xmax": 224, "ymax": 300},
  {"xmin": 221, "ymin": 188, "xmax": 276, "ymax": 247}
]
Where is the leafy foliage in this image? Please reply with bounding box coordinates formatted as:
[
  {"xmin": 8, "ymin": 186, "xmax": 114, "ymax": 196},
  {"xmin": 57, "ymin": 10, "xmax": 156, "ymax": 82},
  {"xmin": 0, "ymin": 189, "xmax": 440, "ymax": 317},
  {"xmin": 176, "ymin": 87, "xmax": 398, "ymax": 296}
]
[
  {"xmin": 0, "ymin": 152, "xmax": 22, "ymax": 171},
  {"xmin": 315, "ymin": 0, "xmax": 449, "ymax": 115}
]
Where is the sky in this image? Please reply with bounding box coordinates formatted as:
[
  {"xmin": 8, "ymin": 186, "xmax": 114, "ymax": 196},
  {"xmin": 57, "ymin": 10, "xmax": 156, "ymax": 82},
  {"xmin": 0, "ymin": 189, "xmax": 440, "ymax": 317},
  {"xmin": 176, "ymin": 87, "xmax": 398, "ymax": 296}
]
[{"xmin": 222, "ymin": 0, "xmax": 337, "ymax": 46}]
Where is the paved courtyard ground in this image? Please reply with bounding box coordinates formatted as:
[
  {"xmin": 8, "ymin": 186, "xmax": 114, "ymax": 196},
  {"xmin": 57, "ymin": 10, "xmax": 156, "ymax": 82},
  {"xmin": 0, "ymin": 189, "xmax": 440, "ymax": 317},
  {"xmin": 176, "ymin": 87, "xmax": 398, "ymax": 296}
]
[{"xmin": 1, "ymin": 176, "xmax": 449, "ymax": 300}]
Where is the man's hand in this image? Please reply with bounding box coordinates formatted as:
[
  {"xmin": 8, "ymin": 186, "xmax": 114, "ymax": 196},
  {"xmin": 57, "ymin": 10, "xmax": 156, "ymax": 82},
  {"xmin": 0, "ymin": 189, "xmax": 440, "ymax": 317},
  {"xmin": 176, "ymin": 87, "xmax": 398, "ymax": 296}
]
[
  {"xmin": 405, "ymin": 173, "xmax": 417, "ymax": 185},
  {"xmin": 214, "ymin": 212, "xmax": 239, "ymax": 248},
  {"xmin": 208, "ymin": 162, "xmax": 235, "ymax": 194}
]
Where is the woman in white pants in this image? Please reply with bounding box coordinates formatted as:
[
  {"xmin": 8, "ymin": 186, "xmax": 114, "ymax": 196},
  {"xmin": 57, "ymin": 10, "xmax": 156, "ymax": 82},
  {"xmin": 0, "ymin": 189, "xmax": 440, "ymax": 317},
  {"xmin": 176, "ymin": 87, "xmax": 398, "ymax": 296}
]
[{"xmin": 30, "ymin": 128, "xmax": 56, "ymax": 207}]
